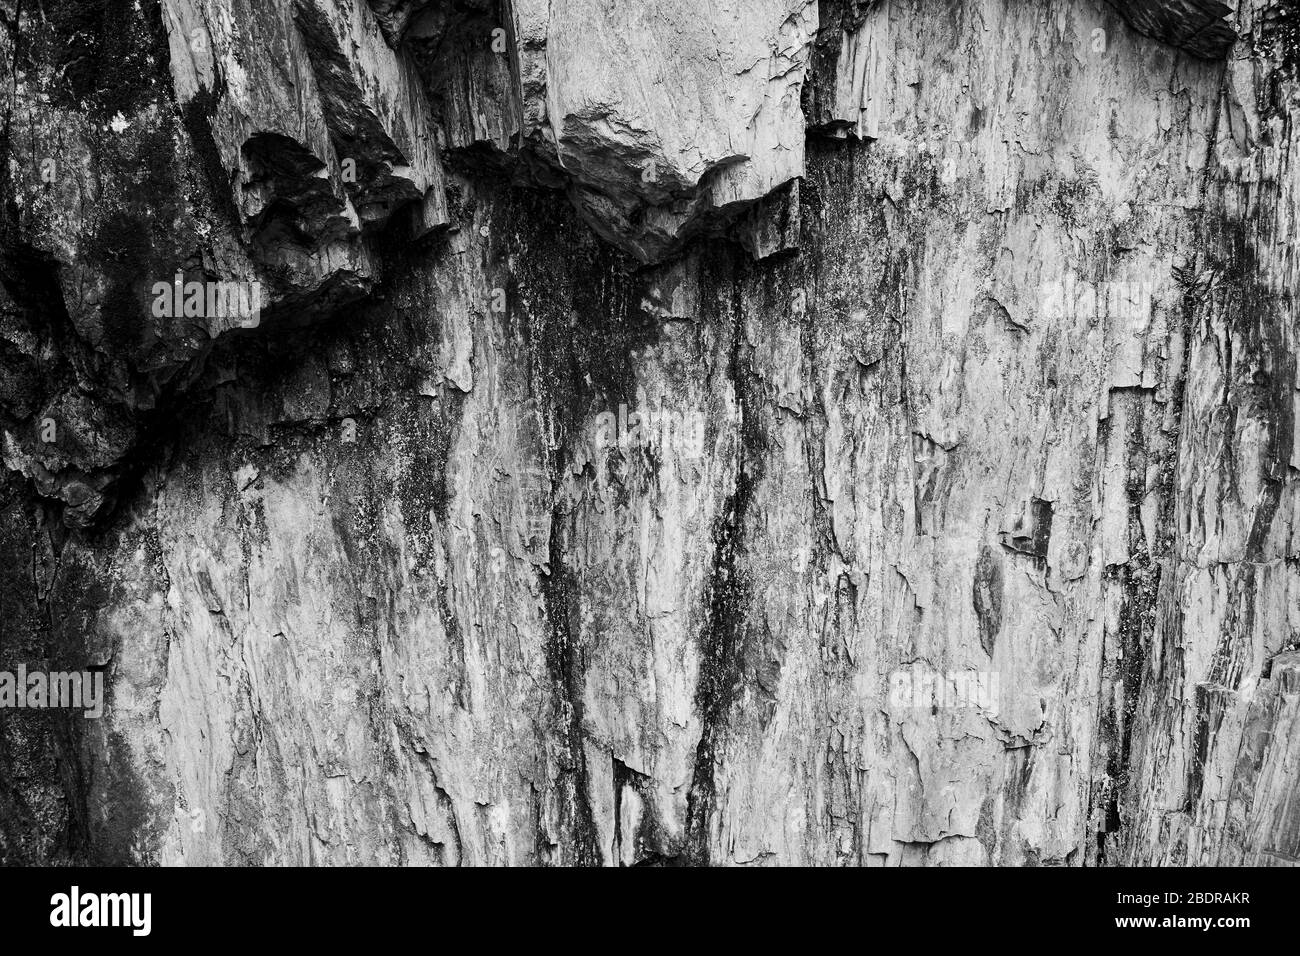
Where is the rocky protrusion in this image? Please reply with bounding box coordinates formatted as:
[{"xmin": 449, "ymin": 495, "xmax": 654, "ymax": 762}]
[
  {"xmin": 505, "ymin": 0, "xmax": 818, "ymax": 262},
  {"xmin": 162, "ymin": 0, "xmax": 448, "ymax": 296},
  {"xmin": 1104, "ymin": 0, "xmax": 1238, "ymax": 58},
  {"xmin": 402, "ymin": 0, "xmax": 523, "ymax": 162},
  {"xmin": 366, "ymin": 0, "xmax": 442, "ymax": 44}
]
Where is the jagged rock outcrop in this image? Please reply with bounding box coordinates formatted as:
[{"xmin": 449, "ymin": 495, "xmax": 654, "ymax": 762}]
[
  {"xmin": 162, "ymin": 0, "xmax": 449, "ymax": 275},
  {"xmin": 1105, "ymin": 0, "xmax": 1238, "ymax": 57},
  {"xmin": 1, "ymin": 0, "xmax": 1298, "ymax": 867},
  {"xmin": 170, "ymin": 0, "xmax": 820, "ymax": 264},
  {"xmin": 0, "ymin": 0, "xmax": 818, "ymax": 527},
  {"xmin": 506, "ymin": 0, "xmax": 818, "ymax": 261}
]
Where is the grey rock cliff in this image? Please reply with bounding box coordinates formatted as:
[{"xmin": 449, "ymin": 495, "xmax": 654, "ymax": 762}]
[{"xmin": 0, "ymin": 0, "xmax": 1297, "ymax": 866}]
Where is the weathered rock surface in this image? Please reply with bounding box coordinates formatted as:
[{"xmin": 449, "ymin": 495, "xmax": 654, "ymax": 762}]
[
  {"xmin": 1, "ymin": 0, "xmax": 1298, "ymax": 867},
  {"xmin": 507, "ymin": 0, "xmax": 818, "ymax": 261},
  {"xmin": 162, "ymin": 0, "xmax": 449, "ymax": 270},
  {"xmin": 1104, "ymin": 0, "xmax": 1238, "ymax": 58}
]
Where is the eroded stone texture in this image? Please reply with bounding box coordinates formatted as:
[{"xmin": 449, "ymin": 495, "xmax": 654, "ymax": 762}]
[
  {"xmin": 2, "ymin": 0, "xmax": 1299, "ymax": 868},
  {"xmin": 0, "ymin": 0, "xmax": 820, "ymax": 528},
  {"xmin": 1121, "ymin": 0, "xmax": 1300, "ymax": 866},
  {"xmin": 1104, "ymin": 0, "xmax": 1238, "ymax": 58},
  {"xmin": 162, "ymin": 0, "xmax": 449, "ymax": 269},
  {"xmin": 367, "ymin": 0, "xmax": 444, "ymax": 44},
  {"xmin": 0, "ymin": 0, "xmax": 252, "ymax": 525},
  {"xmin": 506, "ymin": 0, "xmax": 818, "ymax": 261}
]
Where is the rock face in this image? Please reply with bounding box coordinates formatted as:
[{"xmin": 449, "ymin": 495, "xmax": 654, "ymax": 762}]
[
  {"xmin": 512, "ymin": 0, "xmax": 817, "ymax": 261},
  {"xmin": 1, "ymin": 0, "xmax": 1298, "ymax": 866},
  {"xmin": 162, "ymin": 0, "xmax": 449, "ymax": 282},
  {"xmin": 1104, "ymin": 0, "xmax": 1238, "ymax": 57}
]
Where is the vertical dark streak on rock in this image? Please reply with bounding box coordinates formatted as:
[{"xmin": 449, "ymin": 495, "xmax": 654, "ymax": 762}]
[
  {"xmin": 802, "ymin": 0, "xmax": 875, "ymax": 137},
  {"xmin": 0, "ymin": 477, "xmax": 82, "ymax": 863},
  {"xmin": 683, "ymin": 250, "xmax": 763, "ymax": 865},
  {"xmin": 538, "ymin": 497, "xmax": 600, "ymax": 866},
  {"xmin": 494, "ymin": 185, "xmax": 648, "ymax": 866},
  {"xmin": 1100, "ymin": 558, "xmax": 1157, "ymax": 856}
]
